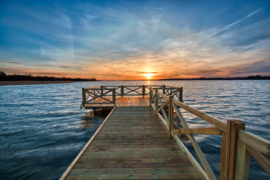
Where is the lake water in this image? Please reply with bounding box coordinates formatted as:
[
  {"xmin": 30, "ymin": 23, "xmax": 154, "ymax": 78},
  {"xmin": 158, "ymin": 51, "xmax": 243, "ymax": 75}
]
[{"xmin": 0, "ymin": 80, "xmax": 269, "ymax": 179}]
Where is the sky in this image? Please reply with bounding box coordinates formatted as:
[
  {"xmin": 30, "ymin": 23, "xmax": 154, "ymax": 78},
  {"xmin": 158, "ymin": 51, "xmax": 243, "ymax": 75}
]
[{"xmin": 0, "ymin": 0, "xmax": 270, "ymax": 80}]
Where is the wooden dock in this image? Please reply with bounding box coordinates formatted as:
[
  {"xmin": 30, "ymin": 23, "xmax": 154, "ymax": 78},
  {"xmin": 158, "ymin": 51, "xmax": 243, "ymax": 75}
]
[
  {"xmin": 63, "ymin": 106, "xmax": 201, "ymax": 179},
  {"xmin": 61, "ymin": 85, "xmax": 270, "ymax": 180},
  {"xmin": 84, "ymin": 97, "xmax": 149, "ymax": 108}
]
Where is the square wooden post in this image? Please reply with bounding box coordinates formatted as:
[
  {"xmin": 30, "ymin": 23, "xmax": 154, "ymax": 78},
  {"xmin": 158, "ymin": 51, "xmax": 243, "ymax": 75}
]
[
  {"xmin": 224, "ymin": 119, "xmax": 245, "ymax": 180},
  {"xmin": 163, "ymin": 85, "xmax": 166, "ymax": 94},
  {"xmin": 149, "ymin": 87, "xmax": 152, "ymax": 106},
  {"xmin": 179, "ymin": 87, "xmax": 183, "ymax": 102},
  {"xmin": 155, "ymin": 89, "xmax": 158, "ymax": 115},
  {"xmin": 113, "ymin": 88, "xmax": 116, "ymax": 106},
  {"xmin": 101, "ymin": 86, "xmax": 103, "ymax": 97},
  {"xmin": 235, "ymin": 140, "xmax": 250, "ymax": 180},
  {"xmin": 121, "ymin": 86, "xmax": 124, "ymax": 97},
  {"xmin": 142, "ymin": 85, "xmax": 145, "ymax": 97},
  {"xmin": 168, "ymin": 95, "xmax": 174, "ymax": 138},
  {"xmin": 220, "ymin": 131, "xmax": 227, "ymax": 180},
  {"xmin": 82, "ymin": 88, "xmax": 86, "ymax": 106}
]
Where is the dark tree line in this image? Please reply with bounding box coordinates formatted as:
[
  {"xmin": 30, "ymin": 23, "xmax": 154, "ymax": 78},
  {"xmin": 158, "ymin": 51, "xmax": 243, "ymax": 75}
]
[
  {"xmin": 0, "ymin": 71, "xmax": 96, "ymax": 81},
  {"xmin": 161, "ymin": 75, "xmax": 270, "ymax": 80}
]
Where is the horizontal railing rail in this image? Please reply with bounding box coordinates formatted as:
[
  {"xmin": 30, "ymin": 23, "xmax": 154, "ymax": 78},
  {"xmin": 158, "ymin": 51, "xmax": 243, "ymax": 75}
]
[
  {"xmin": 149, "ymin": 88, "xmax": 270, "ymax": 180},
  {"xmin": 81, "ymin": 85, "xmax": 183, "ymax": 108},
  {"xmin": 81, "ymin": 87, "xmax": 116, "ymax": 108}
]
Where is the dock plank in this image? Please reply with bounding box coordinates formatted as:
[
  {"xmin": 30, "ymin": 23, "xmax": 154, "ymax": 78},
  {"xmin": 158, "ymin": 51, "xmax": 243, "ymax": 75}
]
[
  {"xmin": 84, "ymin": 97, "xmax": 149, "ymax": 108},
  {"xmin": 64, "ymin": 106, "xmax": 201, "ymax": 179}
]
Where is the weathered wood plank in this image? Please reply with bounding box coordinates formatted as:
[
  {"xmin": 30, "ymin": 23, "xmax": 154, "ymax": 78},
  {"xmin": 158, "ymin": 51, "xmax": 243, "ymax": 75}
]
[{"xmin": 63, "ymin": 106, "xmax": 201, "ymax": 180}]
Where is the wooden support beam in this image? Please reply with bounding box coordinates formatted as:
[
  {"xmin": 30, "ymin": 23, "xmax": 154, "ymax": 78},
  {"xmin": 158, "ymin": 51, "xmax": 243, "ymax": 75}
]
[
  {"xmin": 101, "ymin": 86, "xmax": 103, "ymax": 97},
  {"xmin": 172, "ymin": 133, "xmax": 209, "ymax": 180},
  {"xmin": 157, "ymin": 91, "xmax": 170, "ymax": 100},
  {"xmin": 157, "ymin": 100, "xmax": 169, "ymax": 113},
  {"xmin": 173, "ymin": 104, "xmax": 217, "ymax": 180},
  {"xmin": 239, "ymin": 130, "xmax": 270, "ymax": 156},
  {"xmin": 220, "ymin": 131, "xmax": 227, "ymax": 180},
  {"xmin": 155, "ymin": 89, "xmax": 158, "ymax": 116},
  {"xmin": 225, "ymin": 120, "xmax": 245, "ymax": 180},
  {"xmin": 173, "ymin": 100, "xmax": 227, "ymax": 132},
  {"xmin": 85, "ymin": 91, "xmax": 94, "ymax": 99},
  {"xmin": 113, "ymin": 88, "xmax": 116, "ymax": 106},
  {"xmin": 82, "ymin": 88, "xmax": 86, "ymax": 107},
  {"xmin": 246, "ymin": 144, "xmax": 270, "ymax": 176},
  {"xmin": 157, "ymin": 95, "xmax": 168, "ymax": 122},
  {"xmin": 149, "ymin": 88, "xmax": 152, "ymax": 106},
  {"xmin": 235, "ymin": 140, "xmax": 251, "ymax": 180},
  {"xmin": 180, "ymin": 87, "xmax": 183, "ymax": 102},
  {"xmin": 142, "ymin": 85, "xmax": 145, "ymax": 97},
  {"xmin": 169, "ymin": 96, "xmax": 173, "ymax": 138},
  {"xmin": 172, "ymin": 127, "xmax": 222, "ymax": 135},
  {"xmin": 121, "ymin": 85, "xmax": 124, "ymax": 97}
]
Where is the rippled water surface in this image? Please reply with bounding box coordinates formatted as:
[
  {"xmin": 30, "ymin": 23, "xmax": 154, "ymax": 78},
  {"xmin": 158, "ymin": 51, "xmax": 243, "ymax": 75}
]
[{"xmin": 0, "ymin": 80, "xmax": 269, "ymax": 179}]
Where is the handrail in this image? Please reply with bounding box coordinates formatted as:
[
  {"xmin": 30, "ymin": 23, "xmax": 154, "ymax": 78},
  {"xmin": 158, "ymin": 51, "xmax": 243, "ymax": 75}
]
[
  {"xmin": 82, "ymin": 87, "xmax": 116, "ymax": 107},
  {"xmin": 149, "ymin": 87, "xmax": 270, "ymax": 180}
]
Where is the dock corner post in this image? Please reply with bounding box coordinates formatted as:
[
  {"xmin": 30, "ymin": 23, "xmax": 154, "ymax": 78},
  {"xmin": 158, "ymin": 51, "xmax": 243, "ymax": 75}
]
[
  {"xmin": 155, "ymin": 89, "xmax": 158, "ymax": 116},
  {"xmin": 142, "ymin": 85, "xmax": 145, "ymax": 97},
  {"xmin": 149, "ymin": 87, "xmax": 152, "ymax": 106},
  {"xmin": 168, "ymin": 95, "xmax": 173, "ymax": 138},
  {"xmin": 101, "ymin": 85, "xmax": 103, "ymax": 97},
  {"xmin": 121, "ymin": 85, "xmax": 124, "ymax": 97},
  {"xmin": 224, "ymin": 119, "xmax": 246, "ymax": 180},
  {"xmin": 180, "ymin": 87, "xmax": 183, "ymax": 102},
  {"xmin": 163, "ymin": 85, "xmax": 165, "ymax": 94},
  {"xmin": 235, "ymin": 137, "xmax": 251, "ymax": 180},
  {"xmin": 82, "ymin": 88, "xmax": 86, "ymax": 106},
  {"xmin": 220, "ymin": 131, "xmax": 227, "ymax": 180},
  {"xmin": 113, "ymin": 88, "xmax": 116, "ymax": 106}
]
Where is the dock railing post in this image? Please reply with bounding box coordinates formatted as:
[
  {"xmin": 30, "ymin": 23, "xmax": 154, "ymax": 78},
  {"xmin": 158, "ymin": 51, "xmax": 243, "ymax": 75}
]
[
  {"xmin": 235, "ymin": 137, "xmax": 251, "ymax": 180},
  {"xmin": 121, "ymin": 85, "xmax": 124, "ymax": 97},
  {"xmin": 220, "ymin": 131, "xmax": 227, "ymax": 180},
  {"xmin": 142, "ymin": 85, "xmax": 145, "ymax": 97},
  {"xmin": 113, "ymin": 88, "xmax": 116, "ymax": 106},
  {"xmin": 149, "ymin": 87, "xmax": 152, "ymax": 106},
  {"xmin": 223, "ymin": 119, "xmax": 246, "ymax": 180},
  {"xmin": 168, "ymin": 95, "xmax": 173, "ymax": 138},
  {"xmin": 179, "ymin": 87, "xmax": 183, "ymax": 102},
  {"xmin": 155, "ymin": 89, "xmax": 158, "ymax": 115},
  {"xmin": 101, "ymin": 85, "xmax": 103, "ymax": 97},
  {"xmin": 163, "ymin": 85, "xmax": 165, "ymax": 94},
  {"xmin": 82, "ymin": 88, "xmax": 86, "ymax": 107}
]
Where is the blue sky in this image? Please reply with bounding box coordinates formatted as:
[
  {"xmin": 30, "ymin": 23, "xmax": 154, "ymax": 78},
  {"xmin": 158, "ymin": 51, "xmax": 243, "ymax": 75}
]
[{"xmin": 0, "ymin": 0, "xmax": 270, "ymax": 80}]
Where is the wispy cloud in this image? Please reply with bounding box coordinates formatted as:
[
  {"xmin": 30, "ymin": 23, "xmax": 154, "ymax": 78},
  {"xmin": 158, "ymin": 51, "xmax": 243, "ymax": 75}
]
[
  {"xmin": 0, "ymin": 1, "xmax": 269, "ymax": 79},
  {"xmin": 211, "ymin": 9, "xmax": 262, "ymax": 36},
  {"xmin": 0, "ymin": 61, "xmax": 22, "ymax": 64}
]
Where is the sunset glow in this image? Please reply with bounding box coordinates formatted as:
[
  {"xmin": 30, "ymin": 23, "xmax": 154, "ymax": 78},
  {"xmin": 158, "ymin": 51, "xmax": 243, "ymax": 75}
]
[
  {"xmin": 145, "ymin": 73, "xmax": 153, "ymax": 79},
  {"xmin": 0, "ymin": 1, "xmax": 270, "ymax": 80}
]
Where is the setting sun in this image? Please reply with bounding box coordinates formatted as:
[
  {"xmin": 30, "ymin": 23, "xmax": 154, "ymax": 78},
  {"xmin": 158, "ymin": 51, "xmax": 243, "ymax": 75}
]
[{"xmin": 145, "ymin": 73, "xmax": 153, "ymax": 79}]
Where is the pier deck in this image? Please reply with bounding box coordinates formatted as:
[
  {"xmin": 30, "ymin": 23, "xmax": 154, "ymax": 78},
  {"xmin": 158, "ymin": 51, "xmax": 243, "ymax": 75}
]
[
  {"xmin": 84, "ymin": 97, "xmax": 149, "ymax": 108},
  {"xmin": 63, "ymin": 106, "xmax": 201, "ymax": 179},
  {"xmin": 62, "ymin": 85, "xmax": 270, "ymax": 180}
]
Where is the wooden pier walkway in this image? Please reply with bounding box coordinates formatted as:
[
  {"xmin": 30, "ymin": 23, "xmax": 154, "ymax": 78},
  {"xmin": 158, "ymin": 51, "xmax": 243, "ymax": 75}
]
[
  {"xmin": 63, "ymin": 106, "xmax": 201, "ymax": 179},
  {"xmin": 61, "ymin": 85, "xmax": 270, "ymax": 180}
]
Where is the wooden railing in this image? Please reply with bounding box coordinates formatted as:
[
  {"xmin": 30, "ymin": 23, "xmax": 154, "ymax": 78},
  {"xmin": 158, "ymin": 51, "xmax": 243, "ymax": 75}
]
[
  {"xmin": 81, "ymin": 85, "xmax": 183, "ymax": 108},
  {"xmin": 148, "ymin": 87, "xmax": 270, "ymax": 180},
  {"xmin": 81, "ymin": 86, "xmax": 116, "ymax": 108}
]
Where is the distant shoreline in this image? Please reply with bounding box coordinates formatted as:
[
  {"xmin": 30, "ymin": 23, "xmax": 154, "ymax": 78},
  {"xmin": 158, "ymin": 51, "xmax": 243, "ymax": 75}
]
[{"xmin": 0, "ymin": 81, "xmax": 73, "ymax": 86}]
